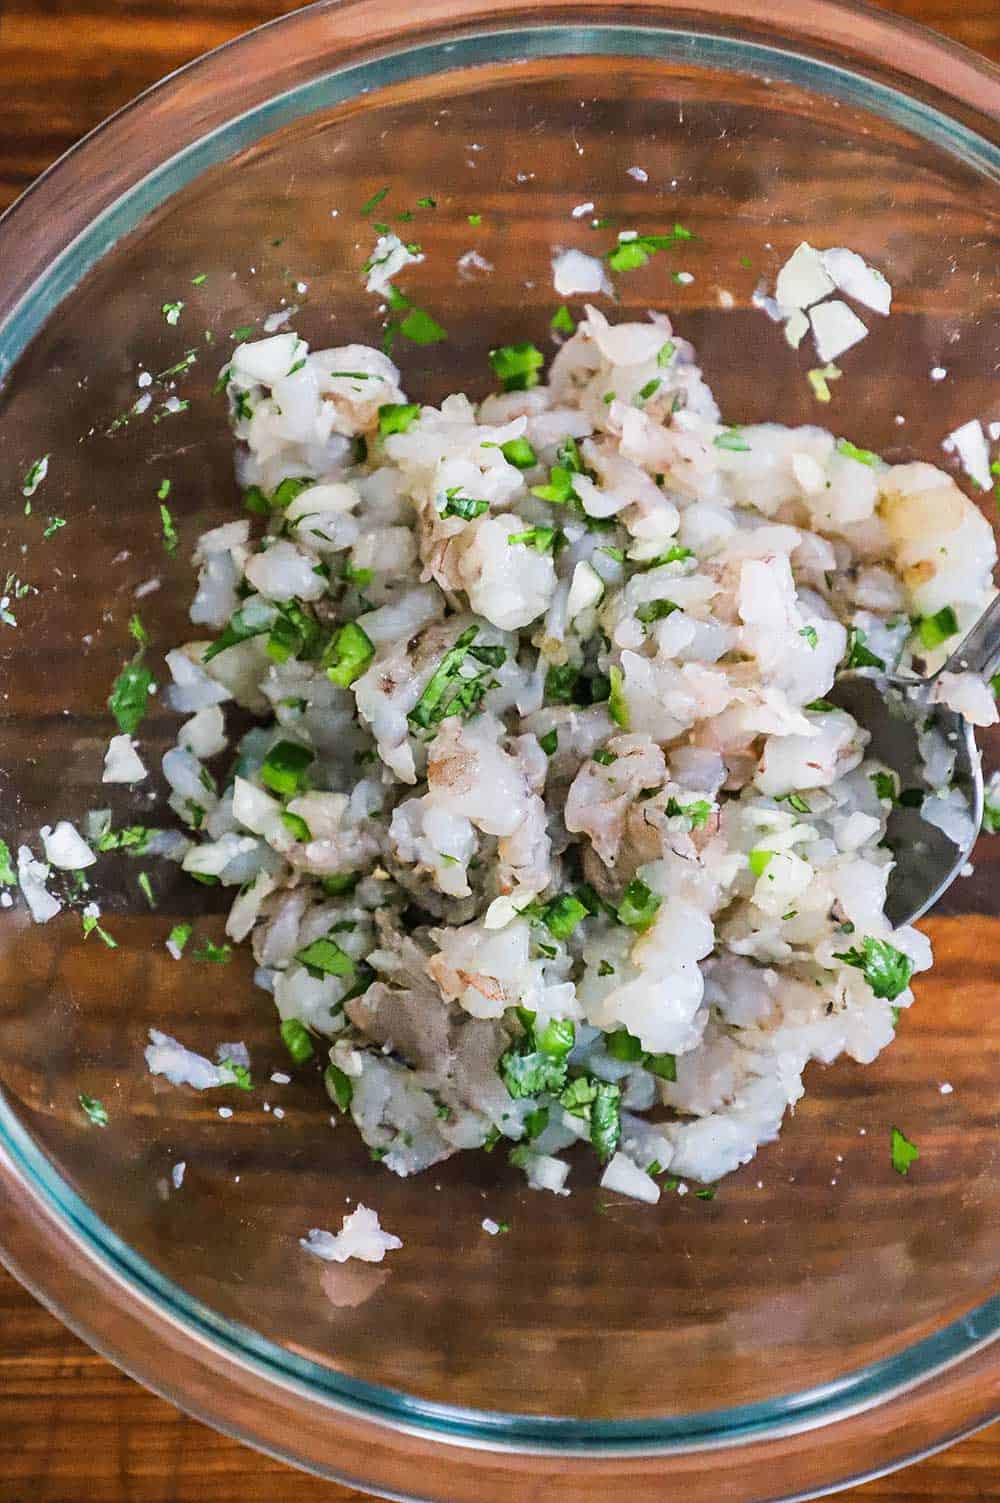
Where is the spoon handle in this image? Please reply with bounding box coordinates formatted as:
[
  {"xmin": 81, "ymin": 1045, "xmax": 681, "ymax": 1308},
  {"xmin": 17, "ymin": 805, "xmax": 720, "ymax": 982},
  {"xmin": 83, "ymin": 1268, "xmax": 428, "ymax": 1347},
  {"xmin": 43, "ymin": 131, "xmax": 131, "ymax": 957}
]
[{"xmin": 941, "ymin": 591, "xmax": 1000, "ymax": 683}]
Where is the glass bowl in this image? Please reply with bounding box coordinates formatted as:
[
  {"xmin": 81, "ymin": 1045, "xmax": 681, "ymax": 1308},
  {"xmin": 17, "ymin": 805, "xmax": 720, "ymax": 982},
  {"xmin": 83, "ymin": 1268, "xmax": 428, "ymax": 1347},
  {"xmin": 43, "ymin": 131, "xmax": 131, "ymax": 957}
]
[{"xmin": 0, "ymin": 2, "xmax": 998, "ymax": 1498}]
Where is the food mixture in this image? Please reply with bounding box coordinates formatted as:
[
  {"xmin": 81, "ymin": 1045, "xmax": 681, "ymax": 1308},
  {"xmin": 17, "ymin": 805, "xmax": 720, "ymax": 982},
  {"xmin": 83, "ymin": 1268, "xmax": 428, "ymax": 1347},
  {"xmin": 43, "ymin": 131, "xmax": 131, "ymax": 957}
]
[{"xmin": 18, "ymin": 289, "xmax": 1000, "ymax": 1206}]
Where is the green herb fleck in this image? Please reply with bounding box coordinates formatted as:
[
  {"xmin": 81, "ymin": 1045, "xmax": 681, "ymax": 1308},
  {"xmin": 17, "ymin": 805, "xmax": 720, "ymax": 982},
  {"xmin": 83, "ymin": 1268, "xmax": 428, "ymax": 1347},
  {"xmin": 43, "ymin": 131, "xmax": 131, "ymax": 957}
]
[
  {"xmin": 844, "ymin": 626, "xmax": 885, "ymax": 671},
  {"xmin": 295, "ymin": 934, "xmax": 354, "ymax": 977},
  {"xmin": 890, "ymin": 1126, "xmax": 919, "ymax": 1176},
  {"xmin": 82, "ymin": 914, "xmax": 117, "ymax": 949},
  {"xmin": 108, "ymin": 661, "xmax": 153, "ymax": 736},
  {"xmin": 799, "ymin": 625, "xmax": 818, "ymax": 649},
  {"xmin": 43, "ymin": 516, "xmax": 66, "ymax": 539},
  {"xmin": 323, "ymin": 622, "xmax": 375, "ymax": 688},
  {"xmin": 618, "ymin": 878, "xmax": 660, "ymax": 933},
  {"xmin": 361, "ymin": 185, "xmax": 389, "ymax": 216},
  {"xmin": 160, "ymin": 504, "xmax": 178, "ymax": 554},
  {"xmin": 79, "ymin": 1093, "xmax": 108, "ymax": 1127},
  {"xmin": 748, "ymin": 848, "xmax": 774, "ymax": 878},
  {"xmin": 714, "ymin": 429, "xmax": 750, "ymax": 452},
  {"xmin": 137, "ymin": 871, "xmax": 155, "ymax": 908},
  {"xmin": 167, "ymin": 922, "xmax": 192, "ymax": 955},
  {"xmin": 325, "ymin": 1063, "xmax": 354, "ymax": 1112},
  {"xmin": 489, "ymin": 342, "xmax": 545, "ymax": 392},
  {"xmin": 192, "ymin": 940, "xmax": 231, "ymax": 963},
  {"xmin": 539, "ymin": 728, "xmax": 558, "ymax": 756},
  {"xmin": 917, "ymin": 606, "xmax": 959, "ymax": 651},
  {"xmin": 378, "ymin": 402, "xmax": 421, "ymax": 437},
  {"xmin": 836, "ymin": 438, "xmax": 881, "ymax": 467},
  {"xmin": 261, "ymin": 740, "xmax": 314, "ymax": 796},
  {"xmin": 399, "ymin": 308, "xmax": 448, "ymax": 345},
  {"xmin": 280, "ymin": 1017, "xmax": 315, "ymax": 1063},
  {"xmin": 608, "ymin": 665, "xmax": 629, "ymax": 728},
  {"xmin": 833, "ymin": 936, "xmax": 913, "ymax": 1001},
  {"xmin": 551, "ymin": 304, "xmax": 575, "ymax": 335}
]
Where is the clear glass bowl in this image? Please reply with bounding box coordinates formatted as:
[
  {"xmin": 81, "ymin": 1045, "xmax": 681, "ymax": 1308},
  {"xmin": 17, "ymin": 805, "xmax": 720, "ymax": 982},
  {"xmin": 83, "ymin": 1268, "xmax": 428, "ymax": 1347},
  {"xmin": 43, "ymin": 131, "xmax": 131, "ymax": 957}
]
[{"xmin": 0, "ymin": 2, "xmax": 998, "ymax": 1499}]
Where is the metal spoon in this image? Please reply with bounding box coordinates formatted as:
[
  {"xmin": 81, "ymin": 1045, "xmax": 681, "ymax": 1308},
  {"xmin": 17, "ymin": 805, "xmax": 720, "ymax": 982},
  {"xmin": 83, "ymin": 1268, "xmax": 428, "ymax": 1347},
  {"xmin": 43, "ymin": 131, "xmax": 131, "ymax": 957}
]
[{"xmin": 829, "ymin": 593, "xmax": 1000, "ymax": 928}]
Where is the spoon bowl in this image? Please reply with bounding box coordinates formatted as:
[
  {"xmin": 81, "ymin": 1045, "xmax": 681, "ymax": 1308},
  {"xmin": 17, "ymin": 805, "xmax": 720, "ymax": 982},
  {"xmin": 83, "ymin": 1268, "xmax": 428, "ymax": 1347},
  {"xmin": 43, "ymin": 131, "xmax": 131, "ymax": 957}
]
[{"xmin": 828, "ymin": 672, "xmax": 982, "ymax": 927}]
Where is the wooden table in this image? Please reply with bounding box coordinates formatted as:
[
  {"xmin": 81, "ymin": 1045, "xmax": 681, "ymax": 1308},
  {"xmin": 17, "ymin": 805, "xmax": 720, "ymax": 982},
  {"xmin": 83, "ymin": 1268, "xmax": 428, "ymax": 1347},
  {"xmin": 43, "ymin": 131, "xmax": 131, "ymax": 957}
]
[{"xmin": 0, "ymin": 1, "xmax": 998, "ymax": 1498}]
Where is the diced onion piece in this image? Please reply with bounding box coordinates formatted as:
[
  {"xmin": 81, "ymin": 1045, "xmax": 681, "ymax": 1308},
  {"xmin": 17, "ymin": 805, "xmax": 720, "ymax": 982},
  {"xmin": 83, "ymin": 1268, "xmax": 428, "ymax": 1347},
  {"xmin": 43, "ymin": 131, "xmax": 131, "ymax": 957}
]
[
  {"xmin": 821, "ymin": 247, "xmax": 892, "ymax": 315},
  {"xmin": 17, "ymin": 845, "xmax": 61, "ymax": 923},
  {"xmin": 552, "ymin": 249, "xmax": 610, "ymax": 298},
  {"xmin": 103, "ymin": 734, "xmax": 148, "ymax": 784},
  {"xmin": 775, "ymin": 242, "xmax": 835, "ymax": 311},
  {"xmin": 943, "ymin": 418, "xmax": 991, "ymax": 491},
  {"xmin": 300, "ymin": 1206, "xmax": 402, "ymax": 1263},
  {"xmin": 600, "ymin": 1151, "xmax": 661, "ymax": 1204},
  {"xmin": 231, "ymin": 332, "xmax": 301, "ymax": 384},
  {"xmin": 783, "ymin": 309, "xmax": 809, "ymax": 349},
  {"xmin": 566, "ymin": 560, "xmax": 605, "ymax": 619},
  {"xmin": 40, "ymin": 821, "xmax": 96, "ymax": 869},
  {"xmin": 809, "ymin": 300, "xmax": 869, "ymax": 362}
]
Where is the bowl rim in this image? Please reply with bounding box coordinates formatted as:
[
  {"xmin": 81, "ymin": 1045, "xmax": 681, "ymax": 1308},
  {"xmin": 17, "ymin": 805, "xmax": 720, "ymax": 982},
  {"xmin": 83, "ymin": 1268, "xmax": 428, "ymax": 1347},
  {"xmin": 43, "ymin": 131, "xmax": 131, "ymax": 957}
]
[{"xmin": 0, "ymin": 0, "xmax": 998, "ymax": 1495}]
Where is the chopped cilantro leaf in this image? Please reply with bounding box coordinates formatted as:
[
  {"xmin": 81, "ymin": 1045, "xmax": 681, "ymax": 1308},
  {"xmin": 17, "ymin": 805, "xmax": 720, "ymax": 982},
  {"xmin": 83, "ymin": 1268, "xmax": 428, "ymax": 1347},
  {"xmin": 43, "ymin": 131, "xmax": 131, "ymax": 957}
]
[
  {"xmin": 748, "ymin": 848, "xmax": 774, "ymax": 878},
  {"xmin": 605, "ymin": 1027, "xmax": 644, "ymax": 1063},
  {"xmin": 399, "ymin": 308, "xmax": 447, "ymax": 344},
  {"xmin": 508, "ymin": 525, "xmax": 557, "ymax": 553},
  {"xmin": 295, "ymin": 934, "xmax": 354, "ymax": 977},
  {"xmin": 799, "ymin": 625, "xmax": 818, "ymax": 649},
  {"xmin": 636, "ymin": 378, "xmax": 661, "ymax": 404},
  {"xmin": 833, "ymin": 936, "xmax": 913, "ymax": 1000},
  {"xmin": 499, "ymin": 1041, "xmax": 568, "ymax": 1099},
  {"xmin": 836, "ymin": 438, "xmax": 881, "ymax": 467},
  {"xmin": 657, "ymin": 340, "xmax": 676, "ymax": 367},
  {"xmin": 378, "ymin": 402, "xmax": 421, "ymax": 437},
  {"xmin": 79, "ymin": 1093, "xmax": 108, "ymax": 1127},
  {"xmin": 917, "ymin": 606, "xmax": 959, "ymax": 651},
  {"xmin": 844, "ymin": 626, "xmax": 885, "ymax": 671},
  {"xmin": 280, "ymin": 1017, "xmax": 315, "ymax": 1063},
  {"xmin": 162, "ymin": 301, "xmax": 184, "ymax": 326},
  {"xmin": 608, "ymin": 665, "xmax": 629, "ymax": 728},
  {"xmin": 489, "ymin": 342, "xmax": 545, "ymax": 392},
  {"xmin": 82, "ymin": 914, "xmax": 117, "ymax": 948},
  {"xmin": 635, "ymin": 598, "xmax": 678, "ymax": 624},
  {"xmin": 545, "ymin": 663, "xmax": 580, "ymax": 705},
  {"xmin": 325, "ymin": 1063, "xmax": 353, "ymax": 1111},
  {"xmin": 166, "ymin": 922, "xmax": 192, "ymax": 954},
  {"xmin": 361, "ymin": 185, "xmax": 389, "ymax": 216},
  {"xmin": 22, "ymin": 454, "xmax": 50, "ymax": 497},
  {"xmin": 43, "ymin": 516, "xmax": 66, "ymax": 539},
  {"xmin": 590, "ymin": 1080, "xmax": 621, "ymax": 1161},
  {"xmin": 871, "ymin": 771, "xmax": 897, "ymax": 802},
  {"xmin": 160, "ymin": 504, "xmax": 178, "ymax": 554},
  {"xmin": 260, "ymin": 740, "xmax": 314, "ymax": 796},
  {"xmin": 647, "ymin": 1052, "xmax": 677, "ymax": 1081},
  {"xmin": 192, "ymin": 940, "xmax": 231, "ymax": 963},
  {"xmin": 890, "ymin": 1126, "xmax": 919, "ymax": 1176},
  {"xmin": 323, "ymin": 621, "xmax": 375, "ymax": 687},
  {"xmin": 467, "ymin": 213, "xmax": 482, "ymax": 226},
  {"xmin": 714, "ymin": 429, "xmax": 750, "ymax": 452},
  {"xmin": 137, "ymin": 871, "xmax": 155, "ymax": 908},
  {"xmin": 500, "ymin": 437, "xmax": 537, "ymax": 469},
  {"xmin": 0, "ymin": 840, "xmax": 15, "ymax": 885},
  {"xmin": 551, "ymin": 304, "xmax": 575, "ymax": 334},
  {"xmin": 441, "ymin": 491, "xmax": 489, "ymax": 521},
  {"xmin": 108, "ymin": 661, "xmax": 152, "ymax": 735},
  {"xmin": 408, "ymin": 626, "xmax": 494, "ymax": 730},
  {"xmin": 664, "ymin": 797, "xmax": 713, "ymax": 828},
  {"xmin": 416, "ymin": 195, "xmax": 437, "ymax": 208},
  {"xmin": 539, "ymin": 728, "xmax": 558, "ymax": 755},
  {"xmin": 805, "ymin": 698, "xmax": 836, "ymax": 713},
  {"xmin": 618, "ymin": 878, "xmax": 660, "ymax": 932}
]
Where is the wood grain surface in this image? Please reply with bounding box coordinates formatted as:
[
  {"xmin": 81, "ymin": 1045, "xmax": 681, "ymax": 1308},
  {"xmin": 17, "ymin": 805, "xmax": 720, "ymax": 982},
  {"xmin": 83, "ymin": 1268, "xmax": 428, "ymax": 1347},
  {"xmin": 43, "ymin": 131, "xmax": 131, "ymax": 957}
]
[{"xmin": 1, "ymin": 1, "xmax": 999, "ymax": 1500}]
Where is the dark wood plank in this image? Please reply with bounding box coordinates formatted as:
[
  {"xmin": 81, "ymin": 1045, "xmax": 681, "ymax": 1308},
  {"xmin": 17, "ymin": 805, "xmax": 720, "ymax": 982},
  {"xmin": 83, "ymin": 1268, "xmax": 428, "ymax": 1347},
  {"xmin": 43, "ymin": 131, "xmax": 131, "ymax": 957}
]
[{"xmin": 0, "ymin": 1, "xmax": 998, "ymax": 1500}]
